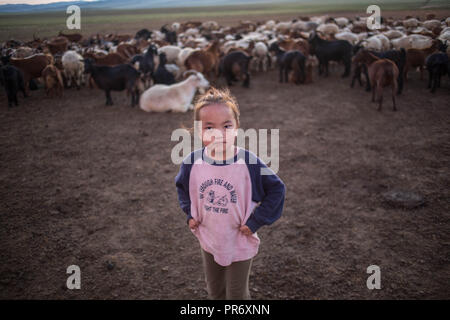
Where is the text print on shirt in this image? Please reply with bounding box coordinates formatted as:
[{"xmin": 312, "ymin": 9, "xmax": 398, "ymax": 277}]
[
  {"xmin": 171, "ymin": 121, "xmax": 280, "ymax": 174},
  {"xmin": 200, "ymin": 178, "xmax": 238, "ymax": 214}
]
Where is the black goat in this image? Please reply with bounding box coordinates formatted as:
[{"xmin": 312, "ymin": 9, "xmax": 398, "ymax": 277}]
[
  {"xmin": 135, "ymin": 28, "xmax": 152, "ymax": 40},
  {"xmin": 161, "ymin": 25, "xmax": 177, "ymax": 45},
  {"xmin": 352, "ymin": 46, "xmax": 406, "ymax": 94},
  {"xmin": 152, "ymin": 52, "xmax": 175, "ymax": 85},
  {"xmin": 426, "ymin": 52, "xmax": 449, "ymax": 93},
  {"xmin": 309, "ymin": 32, "xmax": 352, "ymax": 77},
  {"xmin": 0, "ymin": 65, "xmax": 27, "ymax": 107},
  {"xmin": 83, "ymin": 58, "xmax": 142, "ymax": 107},
  {"xmin": 269, "ymin": 43, "xmax": 306, "ymax": 84},
  {"xmin": 219, "ymin": 50, "xmax": 252, "ymax": 88}
]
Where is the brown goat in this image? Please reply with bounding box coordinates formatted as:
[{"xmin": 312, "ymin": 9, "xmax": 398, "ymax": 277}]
[
  {"xmin": 278, "ymin": 38, "xmax": 310, "ymax": 56},
  {"xmin": 82, "ymin": 52, "xmax": 127, "ymax": 66},
  {"xmin": 185, "ymin": 40, "xmax": 221, "ymax": 80},
  {"xmin": 404, "ymin": 40, "xmax": 440, "ymax": 81},
  {"xmin": 46, "ymin": 37, "xmax": 68, "ymax": 55},
  {"xmin": 10, "ymin": 54, "xmax": 51, "ymax": 94},
  {"xmin": 116, "ymin": 43, "xmax": 140, "ymax": 60},
  {"xmin": 42, "ymin": 64, "xmax": 64, "ymax": 97},
  {"xmin": 353, "ymin": 49, "xmax": 399, "ymax": 111},
  {"xmin": 58, "ymin": 31, "xmax": 83, "ymax": 43}
]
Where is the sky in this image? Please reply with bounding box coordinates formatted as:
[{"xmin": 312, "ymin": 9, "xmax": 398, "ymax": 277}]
[{"xmin": 0, "ymin": 0, "xmax": 96, "ymax": 4}]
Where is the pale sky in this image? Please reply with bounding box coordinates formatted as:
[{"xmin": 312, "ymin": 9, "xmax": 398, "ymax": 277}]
[{"xmin": 0, "ymin": 0, "xmax": 96, "ymax": 4}]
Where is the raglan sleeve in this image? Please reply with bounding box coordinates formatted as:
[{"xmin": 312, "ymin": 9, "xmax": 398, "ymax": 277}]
[
  {"xmin": 245, "ymin": 158, "xmax": 286, "ymax": 233},
  {"xmin": 175, "ymin": 161, "xmax": 193, "ymax": 224}
]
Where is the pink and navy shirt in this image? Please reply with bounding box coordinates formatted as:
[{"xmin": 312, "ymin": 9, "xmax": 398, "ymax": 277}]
[{"xmin": 175, "ymin": 146, "xmax": 286, "ymax": 266}]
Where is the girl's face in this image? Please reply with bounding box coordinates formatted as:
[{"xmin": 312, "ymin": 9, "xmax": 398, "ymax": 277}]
[{"xmin": 197, "ymin": 103, "xmax": 238, "ymax": 154}]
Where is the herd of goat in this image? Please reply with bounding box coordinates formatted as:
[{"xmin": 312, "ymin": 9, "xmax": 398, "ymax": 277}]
[{"xmin": 1, "ymin": 14, "xmax": 449, "ymax": 111}]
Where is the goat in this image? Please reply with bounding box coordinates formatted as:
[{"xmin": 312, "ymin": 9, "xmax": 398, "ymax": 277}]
[
  {"xmin": 352, "ymin": 49, "xmax": 399, "ymax": 111},
  {"xmin": 161, "ymin": 25, "xmax": 177, "ymax": 45},
  {"xmin": 83, "ymin": 58, "xmax": 143, "ymax": 107},
  {"xmin": 269, "ymin": 42, "xmax": 306, "ymax": 84},
  {"xmin": 308, "ymin": 32, "xmax": 352, "ymax": 77},
  {"xmin": 219, "ymin": 50, "xmax": 252, "ymax": 88},
  {"xmin": 0, "ymin": 65, "xmax": 27, "ymax": 107},
  {"xmin": 426, "ymin": 52, "xmax": 449, "ymax": 93},
  {"xmin": 140, "ymin": 70, "xmax": 209, "ymax": 113},
  {"xmin": 185, "ymin": 40, "xmax": 221, "ymax": 80},
  {"xmin": 10, "ymin": 53, "xmax": 51, "ymax": 94},
  {"xmin": 42, "ymin": 64, "xmax": 63, "ymax": 97},
  {"xmin": 152, "ymin": 52, "xmax": 176, "ymax": 85},
  {"xmin": 58, "ymin": 31, "xmax": 83, "ymax": 43}
]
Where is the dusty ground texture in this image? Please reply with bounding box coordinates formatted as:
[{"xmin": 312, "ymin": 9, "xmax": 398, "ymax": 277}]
[{"xmin": 1, "ymin": 58, "xmax": 450, "ymax": 299}]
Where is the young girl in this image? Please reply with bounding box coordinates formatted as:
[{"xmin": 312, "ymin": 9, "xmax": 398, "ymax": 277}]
[{"xmin": 175, "ymin": 87, "xmax": 286, "ymax": 300}]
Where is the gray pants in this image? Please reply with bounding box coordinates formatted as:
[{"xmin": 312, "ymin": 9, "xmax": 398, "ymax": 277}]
[{"xmin": 201, "ymin": 248, "xmax": 253, "ymax": 300}]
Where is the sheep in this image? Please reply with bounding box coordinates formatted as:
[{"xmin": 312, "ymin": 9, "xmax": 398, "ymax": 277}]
[
  {"xmin": 159, "ymin": 45, "xmax": 181, "ymax": 64},
  {"xmin": 62, "ymin": 50, "xmax": 84, "ymax": 89},
  {"xmin": 383, "ymin": 29, "xmax": 405, "ymax": 39},
  {"xmin": 316, "ymin": 23, "xmax": 339, "ymax": 35},
  {"xmin": 403, "ymin": 18, "xmax": 420, "ymax": 28},
  {"xmin": 334, "ymin": 31, "xmax": 359, "ymax": 45},
  {"xmin": 269, "ymin": 42, "xmax": 306, "ymax": 84},
  {"xmin": 139, "ymin": 71, "xmax": 209, "ymax": 113},
  {"xmin": 334, "ymin": 17, "xmax": 350, "ymax": 28},
  {"xmin": 422, "ymin": 20, "xmax": 441, "ymax": 30},
  {"xmin": 251, "ymin": 41, "xmax": 269, "ymax": 72}
]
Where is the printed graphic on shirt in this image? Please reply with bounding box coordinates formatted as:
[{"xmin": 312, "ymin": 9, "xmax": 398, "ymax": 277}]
[{"xmin": 199, "ymin": 178, "xmax": 237, "ymax": 214}]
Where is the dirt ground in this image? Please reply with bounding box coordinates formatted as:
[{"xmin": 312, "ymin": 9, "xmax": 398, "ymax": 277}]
[{"xmin": 1, "ymin": 60, "xmax": 449, "ymax": 299}]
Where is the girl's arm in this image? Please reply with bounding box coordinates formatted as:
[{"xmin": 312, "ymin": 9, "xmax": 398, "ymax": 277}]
[
  {"xmin": 175, "ymin": 161, "xmax": 193, "ymax": 224},
  {"xmin": 245, "ymin": 156, "xmax": 286, "ymax": 233}
]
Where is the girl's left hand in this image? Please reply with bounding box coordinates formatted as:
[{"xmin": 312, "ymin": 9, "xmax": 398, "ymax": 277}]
[{"xmin": 240, "ymin": 225, "xmax": 253, "ymax": 236}]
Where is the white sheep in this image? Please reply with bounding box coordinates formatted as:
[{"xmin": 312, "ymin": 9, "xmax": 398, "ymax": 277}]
[
  {"xmin": 334, "ymin": 17, "xmax": 349, "ymax": 28},
  {"xmin": 139, "ymin": 71, "xmax": 209, "ymax": 113},
  {"xmin": 383, "ymin": 29, "xmax": 405, "ymax": 39},
  {"xmin": 61, "ymin": 50, "xmax": 84, "ymax": 88},
  {"xmin": 316, "ymin": 23, "xmax": 339, "ymax": 35},
  {"xmin": 422, "ymin": 19, "xmax": 441, "ymax": 30},
  {"xmin": 403, "ymin": 18, "xmax": 420, "ymax": 28},
  {"xmin": 251, "ymin": 41, "xmax": 269, "ymax": 72},
  {"xmin": 158, "ymin": 45, "xmax": 181, "ymax": 64},
  {"xmin": 334, "ymin": 31, "xmax": 359, "ymax": 45}
]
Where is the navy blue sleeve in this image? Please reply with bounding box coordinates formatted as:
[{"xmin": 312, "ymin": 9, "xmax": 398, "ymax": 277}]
[
  {"xmin": 245, "ymin": 153, "xmax": 286, "ymax": 233},
  {"xmin": 175, "ymin": 160, "xmax": 193, "ymax": 224}
]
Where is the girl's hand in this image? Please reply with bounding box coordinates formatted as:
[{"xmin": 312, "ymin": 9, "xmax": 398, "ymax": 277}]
[
  {"xmin": 240, "ymin": 225, "xmax": 253, "ymax": 236},
  {"xmin": 189, "ymin": 218, "xmax": 200, "ymax": 230}
]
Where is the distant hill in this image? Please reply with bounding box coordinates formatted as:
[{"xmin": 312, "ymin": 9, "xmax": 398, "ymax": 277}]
[{"xmin": 0, "ymin": 0, "xmax": 301, "ymax": 13}]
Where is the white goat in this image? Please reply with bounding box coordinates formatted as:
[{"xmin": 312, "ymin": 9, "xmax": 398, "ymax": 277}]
[{"xmin": 139, "ymin": 71, "xmax": 209, "ymax": 113}]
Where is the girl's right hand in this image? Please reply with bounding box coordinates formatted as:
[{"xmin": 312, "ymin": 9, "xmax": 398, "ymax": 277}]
[{"xmin": 188, "ymin": 218, "xmax": 200, "ymax": 230}]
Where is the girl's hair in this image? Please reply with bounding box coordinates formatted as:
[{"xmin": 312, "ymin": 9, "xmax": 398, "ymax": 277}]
[{"xmin": 194, "ymin": 87, "xmax": 240, "ymax": 127}]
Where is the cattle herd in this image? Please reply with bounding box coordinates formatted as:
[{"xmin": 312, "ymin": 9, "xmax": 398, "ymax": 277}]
[{"xmin": 1, "ymin": 14, "xmax": 449, "ymax": 111}]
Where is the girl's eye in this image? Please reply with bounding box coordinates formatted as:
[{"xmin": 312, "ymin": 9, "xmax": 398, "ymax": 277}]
[
  {"xmin": 224, "ymin": 125, "xmax": 233, "ymax": 129},
  {"xmin": 205, "ymin": 127, "xmax": 213, "ymax": 130}
]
